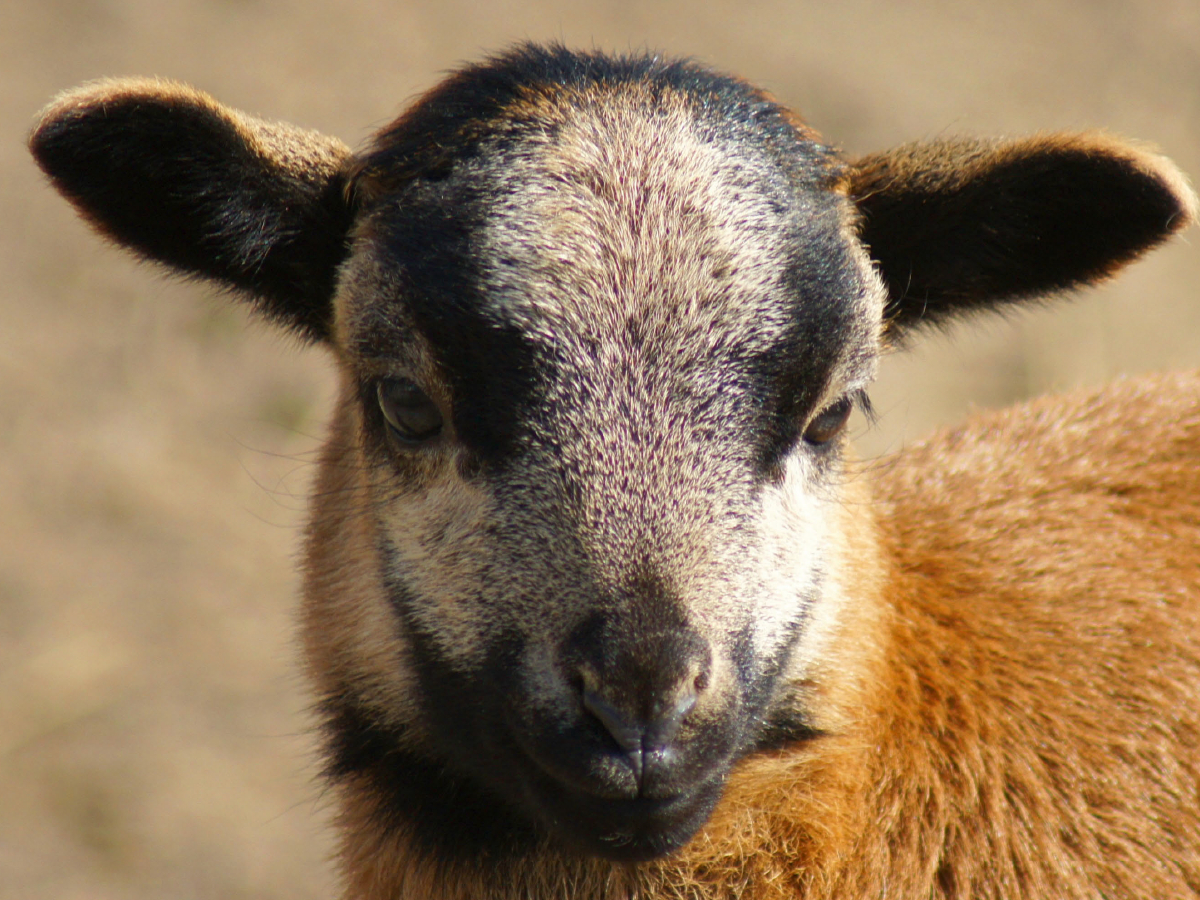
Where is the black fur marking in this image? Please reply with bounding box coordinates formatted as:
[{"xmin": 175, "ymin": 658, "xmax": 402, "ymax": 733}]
[
  {"xmin": 367, "ymin": 196, "xmax": 548, "ymax": 467},
  {"xmin": 320, "ymin": 697, "xmax": 543, "ymax": 863},
  {"xmin": 853, "ymin": 139, "xmax": 1192, "ymax": 335},
  {"xmin": 30, "ymin": 93, "xmax": 354, "ymax": 342},
  {"xmin": 738, "ymin": 575, "xmax": 826, "ymax": 754},
  {"xmin": 334, "ymin": 514, "xmax": 538, "ymax": 864},
  {"xmin": 753, "ymin": 706, "xmax": 823, "ymax": 752},
  {"xmin": 744, "ymin": 212, "xmax": 874, "ymax": 475},
  {"xmin": 355, "ymin": 43, "xmax": 833, "ymax": 195},
  {"xmin": 369, "ymin": 531, "xmax": 548, "ymax": 862},
  {"xmin": 745, "ymin": 645, "xmax": 824, "ymax": 753}
]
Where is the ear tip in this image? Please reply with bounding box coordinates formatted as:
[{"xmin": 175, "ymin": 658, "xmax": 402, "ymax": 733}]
[
  {"xmin": 30, "ymin": 77, "xmax": 214, "ymax": 157},
  {"xmin": 1122, "ymin": 145, "xmax": 1199, "ymax": 235},
  {"xmin": 1064, "ymin": 131, "xmax": 1198, "ymax": 236},
  {"xmin": 29, "ymin": 78, "xmax": 239, "ymax": 210},
  {"xmin": 1153, "ymin": 156, "xmax": 1200, "ymax": 234}
]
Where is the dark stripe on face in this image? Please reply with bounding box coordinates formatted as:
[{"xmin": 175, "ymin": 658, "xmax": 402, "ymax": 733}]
[
  {"xmin": 747, "ymin": 217, "xmax": 870, "ymax": 473},
  {"xmin": 328, "ymin": 530, "xmax": 544, "ymax": 862},
  {"xmin": 726, "ymin": 568, "xmax": 828, "ymax": 755},
  {"xmin": 369, "ymin": 192, "xmax": 549, "ymax": 468},
  {"xmin": 319, "ymin": 696, "xmax": 542, "ymax": 863},
  {"xmin": 374, "ymin": 526, "xmax": 537, "ymax": 782}
]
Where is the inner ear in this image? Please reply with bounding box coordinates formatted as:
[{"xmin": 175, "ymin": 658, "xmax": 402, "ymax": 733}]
[
  {"xmin": 30, "ymin": 78, "xmax": 357, "ymax": 343},
  {"xmin": 847, "ymin": 133, "xmax": 1197, "ymax": 340}
]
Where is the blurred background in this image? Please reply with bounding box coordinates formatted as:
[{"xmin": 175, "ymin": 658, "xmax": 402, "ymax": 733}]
[{"xmin": 3, "ymin": 1, "xmax": 1199, "ymax": 897}]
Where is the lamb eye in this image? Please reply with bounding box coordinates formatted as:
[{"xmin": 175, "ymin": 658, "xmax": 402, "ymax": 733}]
[
  {"xmin": 803, "ymin": 396, "xmax": 852, "ymax": 446},
  {"xmin": 376, "ymin": 378, "xmax": 443, "ymax": 443}
]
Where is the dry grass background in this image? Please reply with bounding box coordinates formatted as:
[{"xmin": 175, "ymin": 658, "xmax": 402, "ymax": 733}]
[{"xmin": 4, "ymin": 1, "xmax": 1199, "ymax": 897}]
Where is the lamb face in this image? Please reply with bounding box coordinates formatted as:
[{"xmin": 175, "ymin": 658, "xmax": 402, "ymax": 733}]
[{"xmin": 319, "ymin": 50, "xmax": 884, "ymax": 861}]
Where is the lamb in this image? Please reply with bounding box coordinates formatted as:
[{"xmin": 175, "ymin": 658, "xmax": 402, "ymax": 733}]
[{"xmin": 30, "ymin": 43, "xmax": 1200, "ymax": 899}]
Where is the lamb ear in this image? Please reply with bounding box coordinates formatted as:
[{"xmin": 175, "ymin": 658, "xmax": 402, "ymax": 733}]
[
  {"xmin": 846, "ymin": 133, "xmax": 1197, "ymax": 339},
  {"xmin": 30, "ymin": 79, "xmax": 357, "ymax": 343}
]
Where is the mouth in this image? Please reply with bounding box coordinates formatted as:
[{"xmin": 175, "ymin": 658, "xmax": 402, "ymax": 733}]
[
  {"xmin": 485, "ymin": 681, "xmax": 746, "ymax": 862},
  {"xmin": 517, "ymin": 749, "xmax": 728, "ymax": 862}
]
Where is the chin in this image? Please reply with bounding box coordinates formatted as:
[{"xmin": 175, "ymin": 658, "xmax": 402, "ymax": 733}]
[{"xmin": 526, "ymin": 766, "xmax": 728, "ymax": 863}]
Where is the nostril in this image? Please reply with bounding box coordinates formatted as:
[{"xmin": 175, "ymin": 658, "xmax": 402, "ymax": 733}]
[
  {"xmin": 580, "ymin": 677, "xmax": 698, "ymax": 759},
  {"xmin": 643, "ymin": 687, "xmax": 696, "ymax": 752},
  {"xmin": 581, "ymin": 688, "xmax": 646, "ymax": 756}
]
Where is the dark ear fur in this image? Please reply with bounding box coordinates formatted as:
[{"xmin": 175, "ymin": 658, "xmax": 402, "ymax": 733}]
[
  {"xmin": 847, "ymin": 133, "xmax": 1197, "ymax": 339},
  {"xmin": 30, "ymin": 79, "xmax": 356, "ymax": 342}
]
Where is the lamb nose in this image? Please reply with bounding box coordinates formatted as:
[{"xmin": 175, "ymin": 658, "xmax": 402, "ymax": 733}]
[{"xmin": 581, "ymin": 681, "xmax": 699, "ymax": 781}]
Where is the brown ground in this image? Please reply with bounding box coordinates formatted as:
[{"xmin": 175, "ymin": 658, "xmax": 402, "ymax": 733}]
[{"xmin": 3, "ymin": 2, "xmax": 1199, "ymax": 897}]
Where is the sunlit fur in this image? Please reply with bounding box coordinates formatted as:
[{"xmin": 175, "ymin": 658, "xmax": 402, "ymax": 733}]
[{"xmin": 29, "ymin": 43, "xmax": 1200, "ymax": 900}]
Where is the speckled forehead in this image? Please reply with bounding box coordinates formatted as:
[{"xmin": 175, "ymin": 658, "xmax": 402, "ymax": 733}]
[
  {"xmin": 337, "ymin": 68, "xmax": 885, "ymax": 400},
  {"xmin": 472, "ymin": 83, "xmax": 876, "ymax": 361}
]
